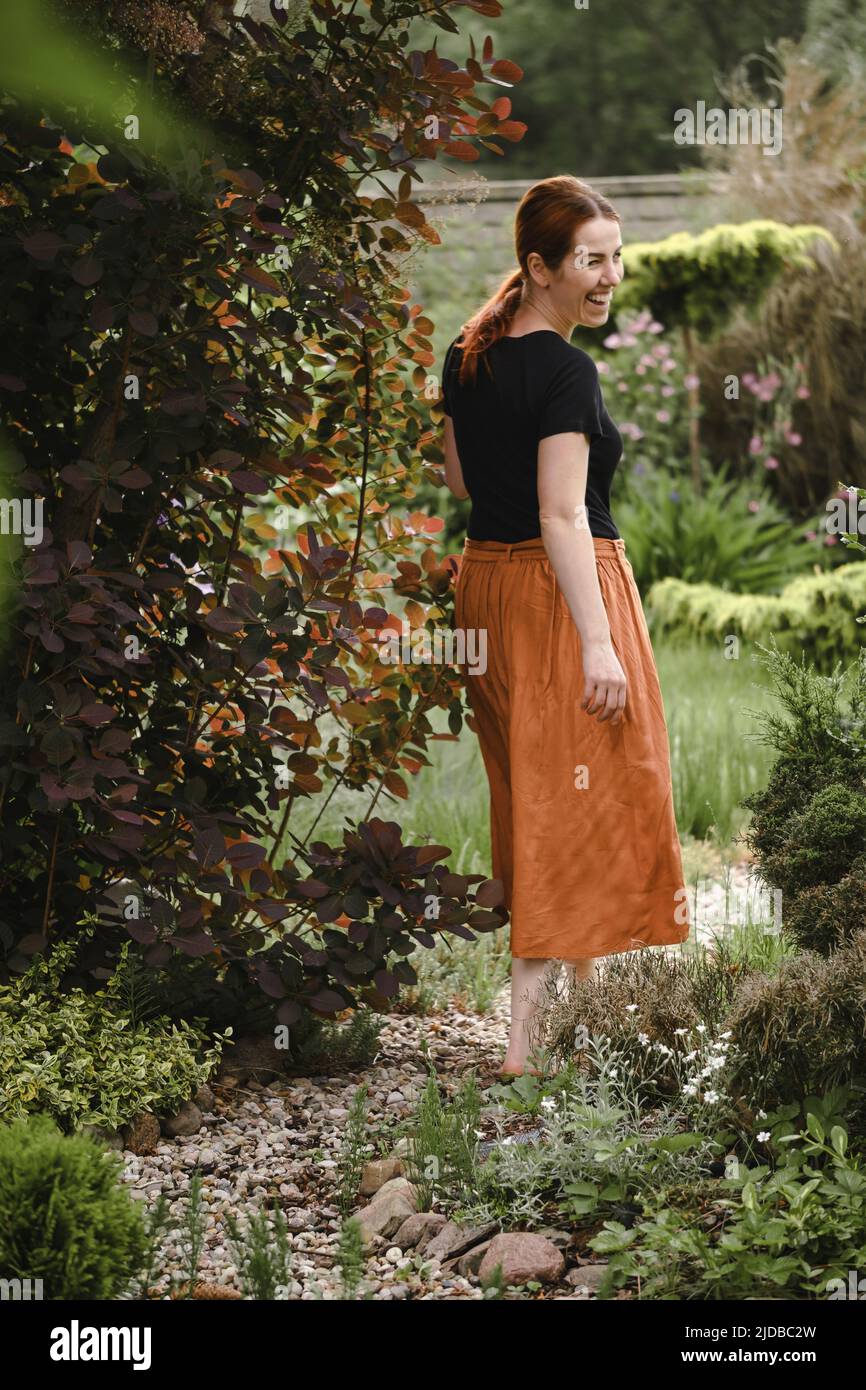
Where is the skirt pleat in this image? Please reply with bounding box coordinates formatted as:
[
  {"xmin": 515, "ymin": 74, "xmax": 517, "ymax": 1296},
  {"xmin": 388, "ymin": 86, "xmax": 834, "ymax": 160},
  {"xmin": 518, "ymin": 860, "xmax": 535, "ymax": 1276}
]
[{"xmin": 453, "ymin": 534, "xmax": 692, "ymax": 960}]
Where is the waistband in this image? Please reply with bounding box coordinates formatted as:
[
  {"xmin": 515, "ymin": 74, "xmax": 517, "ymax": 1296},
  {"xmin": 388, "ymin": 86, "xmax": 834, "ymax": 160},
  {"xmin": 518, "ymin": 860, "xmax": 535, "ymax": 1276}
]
[{"xmin": 461, "ymin": 534, "xmax": 627, "ymax": 563}]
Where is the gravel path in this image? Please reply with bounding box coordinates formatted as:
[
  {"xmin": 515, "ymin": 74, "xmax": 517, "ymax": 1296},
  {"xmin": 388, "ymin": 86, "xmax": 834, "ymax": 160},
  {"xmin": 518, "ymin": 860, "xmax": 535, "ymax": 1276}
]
[{"xmin": 120, "ymin": 861, "xmax": 767, "ymax": 1300}]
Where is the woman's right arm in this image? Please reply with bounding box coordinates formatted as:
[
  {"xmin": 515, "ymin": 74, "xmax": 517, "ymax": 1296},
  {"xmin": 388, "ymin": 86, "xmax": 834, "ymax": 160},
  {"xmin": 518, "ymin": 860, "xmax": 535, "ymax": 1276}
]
[{"xmin": 537, "ymin": 431, "xmax": 627, "ymax": 725}]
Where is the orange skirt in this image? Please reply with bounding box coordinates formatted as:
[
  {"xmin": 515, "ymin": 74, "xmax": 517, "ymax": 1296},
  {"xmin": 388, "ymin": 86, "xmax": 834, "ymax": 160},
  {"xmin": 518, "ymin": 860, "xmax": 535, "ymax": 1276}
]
[{"xmin": 453, "ymin": 534, "xmax": 692, "ymax": 960}]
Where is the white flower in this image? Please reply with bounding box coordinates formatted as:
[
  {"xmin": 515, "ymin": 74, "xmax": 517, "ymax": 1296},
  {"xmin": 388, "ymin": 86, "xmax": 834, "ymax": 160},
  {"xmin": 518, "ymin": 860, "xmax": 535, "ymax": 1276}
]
[
  {"xmin": 757, "ymin": 1130, "xmax": 771, "ymax": 1143},
  {"xmin": 703, "ymin": 1089, "xmax": 719, "ymax": 1104},
  {"xmin": 674, "ymin": 1027, "xmax": 689, "ymax": 1036},
  {"xmin": 683, "ymin": 1050, "xmax": 698, "ymax": 1062},
  {"xmin": 757, "ymin": 1108, "xmax": 768, "ymax": 1120},
  {"xmin": 696, "ymin": 1023, "xmax": 707, "ymax": 1034},
  {"xmin": 609, "ymin": 1067, "xmax": 619, "ymax": 1079},
  {"xmin": 540, "ymin": 1097, "xmax": 556, "ymax": 1111},
  {"xmin": 720, "ymin": 1030, "xmax": 733, "ymax": 1039},
  {"xmin": 682, "ymin": 1083, "xmax": 698, "ymax": 1097},
  {"xmin": 625, "ymin": 1004, "xmax": 639, "ymax": 1013},
  {"xmin": 638, "ymin": 1032, "xmax": 650, "ymax": 1045}
]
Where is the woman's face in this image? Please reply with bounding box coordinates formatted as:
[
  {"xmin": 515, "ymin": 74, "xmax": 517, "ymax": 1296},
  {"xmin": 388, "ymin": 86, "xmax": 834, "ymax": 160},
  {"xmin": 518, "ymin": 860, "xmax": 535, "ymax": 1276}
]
[{"xmin": 550, "ymin": 215, "xmax": 624, "ymax": 328}]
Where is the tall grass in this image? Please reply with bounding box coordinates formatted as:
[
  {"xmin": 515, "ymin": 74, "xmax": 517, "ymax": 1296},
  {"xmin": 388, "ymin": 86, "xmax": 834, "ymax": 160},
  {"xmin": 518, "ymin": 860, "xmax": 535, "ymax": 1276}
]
[{"xmin": 284, "ymin": 638, "xmax": 779, "ymax": 1010}]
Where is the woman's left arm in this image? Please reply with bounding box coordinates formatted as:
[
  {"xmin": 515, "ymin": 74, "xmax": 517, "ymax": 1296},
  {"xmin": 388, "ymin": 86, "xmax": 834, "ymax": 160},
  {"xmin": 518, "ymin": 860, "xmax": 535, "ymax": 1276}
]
[{"xmin": 443, "ymin": 415, "xmax": 469, "ymax": 500}]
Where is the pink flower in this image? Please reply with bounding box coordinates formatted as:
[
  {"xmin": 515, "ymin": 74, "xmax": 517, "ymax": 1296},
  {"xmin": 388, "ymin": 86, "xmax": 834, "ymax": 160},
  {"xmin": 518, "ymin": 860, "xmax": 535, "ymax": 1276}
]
[
  {"xmin": 648, "ymin": 320, "xmax": 664, "ymax": 334},
  {"xmin": 683, "ymin": 373, "xmax": 700, "ymax": 389},
  {"xmin": 656, "ymin": 410, "xmax": 671, "ymax": 423},
  {"xmin": 796, "ymin": 385, "xmax": 811, "ymax": 399},
  {"xmin": 597, "ymin": 360, "xmax": 610, "ymax": 374},
  {"xmin": 622, "ymin": 334, "xmax": 638, "ymax": 348},
  {"xmin": 660, "ymin": 384, "xmax": 675, "ymax": 397},
  {"xmin": 663, "ymin": 358, "xmax": 676, "ymax": 371},
  {"xmin": 742, "ymin": 372, "xmax": 756, "ymax": 387},
  {"xmin": 805, "ymin": 529, "xmax": 817, "ymax": 541},
  {"xmin": 653, "ymin": 344, "xmax": 668, "ymax": 358},
  {"xmin": 749, "ymin": 435, "xmax": 763, "ymax": 455},
  {"xmin": 764, "ymin": 456, "xmax": 780, "ymax": 469},
  {"xmin": 785, "ymin": 431, "xmax": 802, "ymax": 446},
  {"xmin": 603, "ymin": 333, "xmax": 622, "ymax": 348},
  {"xmin": 636, "ymin": 364, "xmax": 647, "ymax": 375},
  {"xmin": 748, "ymin": 500, "xmax": 761, "ymax": 513},
  {"xmin": 617, "ymin": 381, "xmax": 628, "ymax": 392}
]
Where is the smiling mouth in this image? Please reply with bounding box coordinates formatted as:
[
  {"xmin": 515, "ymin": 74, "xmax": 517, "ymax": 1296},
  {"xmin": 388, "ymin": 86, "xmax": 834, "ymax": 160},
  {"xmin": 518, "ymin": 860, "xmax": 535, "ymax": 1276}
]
[{"xmin": 586, "ymin": 293, "xmax": 612, "ymax": 307}]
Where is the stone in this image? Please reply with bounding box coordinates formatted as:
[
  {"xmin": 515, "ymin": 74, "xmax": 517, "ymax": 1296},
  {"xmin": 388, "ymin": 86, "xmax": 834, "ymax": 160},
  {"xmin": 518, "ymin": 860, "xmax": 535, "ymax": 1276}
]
[
  {"xmin": 359, "ymin": 1156, "xmax": 404, "ymax": 1196},
  {"xmin": 478, "ymin": 1233, "xmax": 566, "ymax": 1287},
  {"xmin": 217, "ymin": 1033, "xmax": 284, "ymax": 1086},
  {"xmin": 356, "ymin": 1177, "xmax": 419, "ymax": 1244},
  {"xmin": 566, "ymin": 1261, "xmax": 610, "ymax": 1292},
  {"xmin": 392, "ymin": 1211, "xmax": 448, "ymax": 1251},
  {"xmin": 455, "ymin": 1238, "xmax": 495, "ymax": 1277},
  {"xmin": 122, "ymin": 1113, "xmax": 161, "ymax": 1156},
  {"xmin": 425, "ymin": 1220, "xmax": 500, "ymax": 1264},
  {"xmin": 79, "ymin": 1124, "xmax": 124, "ymax": 1152},
  {"xmin": 195, "ymin": 1083, "xmax": 216, "ymax": 1112},
  {"xmin": 161, "ymin": 1100, "xmax": 204, "ymax": 1138}
]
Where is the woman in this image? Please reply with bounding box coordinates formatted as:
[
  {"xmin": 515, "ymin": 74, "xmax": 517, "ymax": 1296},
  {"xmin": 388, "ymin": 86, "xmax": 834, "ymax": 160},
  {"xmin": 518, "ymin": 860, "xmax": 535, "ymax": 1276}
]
[{"xmin": 440, "ymin": 175, "xmax": 691, "ymax": 1078}]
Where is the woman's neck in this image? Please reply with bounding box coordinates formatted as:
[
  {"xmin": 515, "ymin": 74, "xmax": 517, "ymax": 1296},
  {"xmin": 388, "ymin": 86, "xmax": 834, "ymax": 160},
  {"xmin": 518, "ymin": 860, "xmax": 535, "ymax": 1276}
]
[{"xmin": 509, "ymin": 287, "xmax": 576, "ymax": 342}]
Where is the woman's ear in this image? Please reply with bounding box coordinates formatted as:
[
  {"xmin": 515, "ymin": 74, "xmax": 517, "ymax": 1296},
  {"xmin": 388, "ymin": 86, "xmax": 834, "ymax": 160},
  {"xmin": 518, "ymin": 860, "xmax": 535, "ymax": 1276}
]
[{"xmin": 525, "ymin": 251, "xmax": 549, "ymax": 288}]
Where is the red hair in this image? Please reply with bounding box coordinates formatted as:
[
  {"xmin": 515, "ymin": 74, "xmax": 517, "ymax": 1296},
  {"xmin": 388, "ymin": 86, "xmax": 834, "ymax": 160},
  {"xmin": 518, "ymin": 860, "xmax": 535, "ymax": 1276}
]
[{"xmin": 456, "ymin": 175, "xmax": 622, "ymax": 385}]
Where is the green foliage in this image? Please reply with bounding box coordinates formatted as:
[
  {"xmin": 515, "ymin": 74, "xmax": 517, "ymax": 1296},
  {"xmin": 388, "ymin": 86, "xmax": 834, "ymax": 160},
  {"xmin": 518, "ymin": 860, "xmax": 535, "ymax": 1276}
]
[
  {"xmin": 412, "ymin": 0, "xmax": 810, "ymax": 180},
  {"xmin": 335, "ymin": 1215, "xmax": 367, "ymax": 1300},
  {"xmin": 0, "ymin": 1113, "xmax": 147, "ymax": 1299},
  {"xmin": 337, "ymin": 1083, "xmax": 372, "ymax": 1217},
  {"xmin": 647, "ymin": 564, "xmax": 866, "ymax": 671},
  {"xmin": 0, "ymin": 939, "xmax": 224, "ymax": 1129},
  {"xmin": 0, "ymin": 0, "xmax": 514, "ymax": 1019},
  {"xmin": 620, "ymin": 463, "xmax": 823, "ymax": 595},
  {"xmin": 225, "ymin": 1204, "xmax": 293, "ymax": 1301},
  {"xmin": 590, "ymin": 1106, "xmax": 866, "ymax": 1299},
  {"xmin": 403, "ymin": 1066, "xmax": 482, "ymax": 1210},
  {"xmin": 741, "ymin": 642, "xmax": 866, "ymax": 950},
  {"xmin": 615, "ymin": 221, "xmax": 838, "ymax": 338},
  {"xmin": 725, "ymin": 932, "xmax": 866, "ymax": 1119}
]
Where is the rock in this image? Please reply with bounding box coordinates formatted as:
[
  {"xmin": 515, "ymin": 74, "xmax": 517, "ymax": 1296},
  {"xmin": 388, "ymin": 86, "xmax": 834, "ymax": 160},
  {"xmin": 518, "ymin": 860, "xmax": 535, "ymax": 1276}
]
[
  {"xmin": 217, "ymin": 1033, "xmax": 284, "ymax": 1086},
  {"xmin": 122, "ymin": 1113, "xmax": 161, "ymax": 1156},
  {"xmin": 478, "ymin": 1233, "xmax": 566, "ymax": 1287},
  {"xmin": 356, "ymin": 1177, "xmax": 419, "ymax": 1244},
  {"xmin": 426, "ymin": 1220, "xmax": 500, "ymax": 1264},
  {"xmin": 161, "ymin": 1101, "xmax": 204, "ymax": 1138},
  {"xmin": 195, "ymin": 1083, "xmax": 216, "ymax": 1112},
  {"xmin": 392, "ymin": 1212, "xmax": 448, "ymax": 1251},
  {"xmin": 566, "ymin": 1261, "xmax": 610, "ymax": 1292},
  {"xmin": 170, "ymin": 1282, "xmax": 243, "ymax": 1300},
  {"xmin": 79, "ymin": 1124, "xmax": 124, "ymax": 1152},
  {"xmin": 359, "ymin": 1156, "xmax": 404, "ymax": 1196},
  {"xmin": 455, "ymin": 1238, "xmax": 495, "ymax": 1277}
]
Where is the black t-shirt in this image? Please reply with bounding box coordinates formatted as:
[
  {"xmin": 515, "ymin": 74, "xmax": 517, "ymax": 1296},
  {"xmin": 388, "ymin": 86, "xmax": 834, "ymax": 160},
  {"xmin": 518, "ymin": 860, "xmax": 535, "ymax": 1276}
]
[{"xmin": 441, "ymin": 330, "xmax": 623, "ymax": 542}]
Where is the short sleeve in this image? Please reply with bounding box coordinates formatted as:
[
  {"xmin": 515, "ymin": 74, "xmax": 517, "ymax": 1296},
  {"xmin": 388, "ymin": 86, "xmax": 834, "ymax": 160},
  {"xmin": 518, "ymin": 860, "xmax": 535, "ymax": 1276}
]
[
  {"xmin": 537, "ymin": 350, "xmax": 603, "ymax": 442},
  {"xmin": 441, "ymin": 340, "xmax": 456, "ymax": 416}
]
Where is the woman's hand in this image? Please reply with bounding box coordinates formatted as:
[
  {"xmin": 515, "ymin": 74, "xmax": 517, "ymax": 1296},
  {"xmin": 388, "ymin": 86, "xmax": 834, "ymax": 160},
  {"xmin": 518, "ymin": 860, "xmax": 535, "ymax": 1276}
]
[{"xmin": 581, "ymin": 639, "xmax": 627, "ymax": 724}]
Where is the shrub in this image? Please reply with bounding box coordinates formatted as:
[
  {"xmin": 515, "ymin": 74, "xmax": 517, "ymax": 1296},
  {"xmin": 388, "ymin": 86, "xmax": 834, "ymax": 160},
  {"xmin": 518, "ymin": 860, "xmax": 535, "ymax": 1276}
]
[
  {"xmin": 741, "ymin": 642, "xmax": 866, "ymax": 951},
  {"xmin": 647, "ymin": 563, "xmax": 866, "ymax": 670},
  {"xmin": 0, "ymin": 1, "xmax": 513, "ymax": 1025},
  {"xmin": 0, "ymin": 1113, "xmax": 146, "ymax": 1299},
  {"xmin": 724, "ymin": 931, "xmax": 866, "ymax": 1126},
  {"xmin": 538, "ymin": 939, "xmax": 757, "ymax": 1100},
  {"xmin": 0, "ymin": 939, "xmax": 224, "ymax": 1130},
  {"xmin": 619, "ymin": 462, "xmax": 824, "ymax": 596}
]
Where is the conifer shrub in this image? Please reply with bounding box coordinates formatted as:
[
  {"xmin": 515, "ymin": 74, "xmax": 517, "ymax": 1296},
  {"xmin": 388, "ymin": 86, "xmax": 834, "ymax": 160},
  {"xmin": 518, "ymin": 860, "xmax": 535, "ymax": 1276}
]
[{"xmin": 0, "ymin": 1114, "xmax": 147, "ymax": 1299}]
